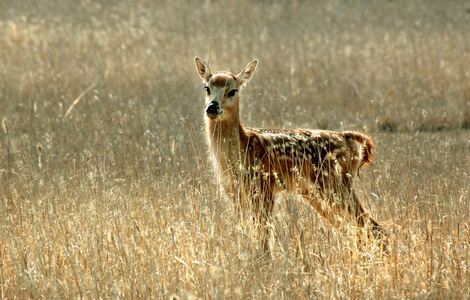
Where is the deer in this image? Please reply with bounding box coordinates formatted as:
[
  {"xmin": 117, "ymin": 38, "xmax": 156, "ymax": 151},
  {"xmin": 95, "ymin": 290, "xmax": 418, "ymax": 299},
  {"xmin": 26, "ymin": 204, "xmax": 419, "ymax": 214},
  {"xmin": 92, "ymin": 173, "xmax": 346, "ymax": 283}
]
[{"xmin": 194, "ymin": 56, "xmax": 386, "ymax": 253}]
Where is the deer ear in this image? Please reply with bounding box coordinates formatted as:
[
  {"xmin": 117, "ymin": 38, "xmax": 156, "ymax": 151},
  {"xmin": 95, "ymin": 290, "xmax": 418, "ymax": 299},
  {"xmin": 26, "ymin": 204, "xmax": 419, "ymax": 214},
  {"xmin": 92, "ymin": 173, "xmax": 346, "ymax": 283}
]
[
  {"xmin": 194, "ymin": 56, "xmax": 211, "ymax": 82},
  {"xmin": 237, "ymin": 59, "xmax": 258, "ymax": 86}
]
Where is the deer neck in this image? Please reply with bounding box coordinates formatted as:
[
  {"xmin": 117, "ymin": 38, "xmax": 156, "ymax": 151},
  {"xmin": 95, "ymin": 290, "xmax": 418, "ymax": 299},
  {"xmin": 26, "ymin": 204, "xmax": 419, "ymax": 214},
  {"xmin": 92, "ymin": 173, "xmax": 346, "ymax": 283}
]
[{"xmin": 205, "ymin": 109, "xmax": 247, "ymax": 176}]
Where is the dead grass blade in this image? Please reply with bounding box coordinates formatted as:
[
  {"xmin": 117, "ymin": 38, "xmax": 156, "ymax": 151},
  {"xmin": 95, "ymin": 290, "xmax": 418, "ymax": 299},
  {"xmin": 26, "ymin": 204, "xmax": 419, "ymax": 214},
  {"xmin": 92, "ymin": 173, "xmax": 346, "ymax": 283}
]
[{"xmin": 63, "ymin": 82, "xmax": 96, "ymax": 119}]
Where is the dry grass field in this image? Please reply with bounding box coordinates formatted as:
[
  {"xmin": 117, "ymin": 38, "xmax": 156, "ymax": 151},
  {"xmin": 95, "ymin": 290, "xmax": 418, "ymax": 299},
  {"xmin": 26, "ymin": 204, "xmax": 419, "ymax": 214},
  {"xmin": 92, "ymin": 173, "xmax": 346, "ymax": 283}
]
[{"xmin": 1, "ymin": 0, "xmax": 469, "ymax": 298}]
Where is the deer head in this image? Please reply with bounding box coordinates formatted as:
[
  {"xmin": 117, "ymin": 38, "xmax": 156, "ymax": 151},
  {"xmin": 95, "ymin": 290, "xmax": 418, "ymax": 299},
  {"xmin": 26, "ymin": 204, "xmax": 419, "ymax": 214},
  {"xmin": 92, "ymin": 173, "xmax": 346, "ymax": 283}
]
[{"xmin": 195, "ymin": 57, "xmax": 258, "ymax": 121}]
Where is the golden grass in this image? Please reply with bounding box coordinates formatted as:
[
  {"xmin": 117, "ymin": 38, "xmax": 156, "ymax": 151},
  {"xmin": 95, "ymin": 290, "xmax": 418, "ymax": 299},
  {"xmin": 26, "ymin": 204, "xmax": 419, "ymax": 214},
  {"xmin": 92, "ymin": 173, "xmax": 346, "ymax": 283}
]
[{"xmin": 1, "ymin": 0, "xmax": 469, "ymax": 298}]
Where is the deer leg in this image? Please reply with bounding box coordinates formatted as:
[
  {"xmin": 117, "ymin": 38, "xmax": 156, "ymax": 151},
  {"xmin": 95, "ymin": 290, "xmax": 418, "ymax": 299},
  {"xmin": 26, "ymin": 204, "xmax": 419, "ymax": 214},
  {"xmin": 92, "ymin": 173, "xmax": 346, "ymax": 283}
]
[
  {"xmin": 302, "ymin": 173, "xmax": 387, "ymax": 251},
  {"xmin": 251, "ymin": 182, "xmax": 274, "ymax": 253},
  {"xmin": 301, "ymin": 186, "xmax": 343, "ymax": 228},
  {"xmin": 336, "ymin": 177, "xmax": 388, "ymax": 251},
  {"xmin": 350, "ymin": 190, "xmax": 388, "ymax": 253}
]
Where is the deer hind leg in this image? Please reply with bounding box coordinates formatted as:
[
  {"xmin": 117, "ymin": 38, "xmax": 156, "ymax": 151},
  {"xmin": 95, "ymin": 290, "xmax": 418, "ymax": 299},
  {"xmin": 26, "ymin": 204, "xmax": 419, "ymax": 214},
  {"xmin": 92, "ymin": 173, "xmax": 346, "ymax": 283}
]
[
  {"xmin": 334, "ymin": 175, "xmax": 388, "ymax": 251},
  {"xmin": 348, "ymin": 188, "xmax": 387, "ymax": 249},
  {"xmin": 302, "ymin": 173, "xmax": 387, "ymax": 251},
  {"xmin": 300, "ymin": 177, "xmax": 364, "ymax": 229},
  {"xmin": 300, "ymin": 184, "xmax": 343, "ymax": 228}
]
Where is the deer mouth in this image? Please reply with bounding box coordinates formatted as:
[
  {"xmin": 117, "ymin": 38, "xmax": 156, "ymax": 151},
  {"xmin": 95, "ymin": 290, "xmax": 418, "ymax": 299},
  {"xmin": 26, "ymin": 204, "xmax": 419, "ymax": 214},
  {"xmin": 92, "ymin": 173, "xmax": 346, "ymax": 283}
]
[
  {"xmin": 206, "ymin": 110, "xmax": 223, "ymax": 119},
  {"xmin": 206, "ymin": 102, "xmax": 223, "ymax": 119}
]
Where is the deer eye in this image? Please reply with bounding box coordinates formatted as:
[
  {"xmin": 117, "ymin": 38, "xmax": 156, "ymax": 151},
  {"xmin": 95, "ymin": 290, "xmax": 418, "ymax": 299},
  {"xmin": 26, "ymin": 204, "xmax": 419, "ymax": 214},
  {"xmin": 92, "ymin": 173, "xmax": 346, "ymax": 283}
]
[
  {"xmin": 227, "ymin": 89, "xmax": 238, "ymax": 98},
  {"xmin": 204, "ymin": 86, "xmax": 211, "ymax": 95}
]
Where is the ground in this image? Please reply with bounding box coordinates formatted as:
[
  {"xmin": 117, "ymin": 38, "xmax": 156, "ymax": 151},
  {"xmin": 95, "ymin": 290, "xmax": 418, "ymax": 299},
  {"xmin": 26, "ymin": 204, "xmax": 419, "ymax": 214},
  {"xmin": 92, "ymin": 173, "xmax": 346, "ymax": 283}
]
[{"xmin": 0, "ymin": 0, "xmax": 469, "ymax": 298}]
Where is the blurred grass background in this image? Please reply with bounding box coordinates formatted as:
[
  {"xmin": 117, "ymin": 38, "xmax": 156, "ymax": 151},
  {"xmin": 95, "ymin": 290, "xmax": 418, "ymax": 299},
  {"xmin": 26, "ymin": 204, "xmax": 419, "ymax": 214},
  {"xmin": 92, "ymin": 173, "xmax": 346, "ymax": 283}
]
[{"xmin": 0, "ymin": 0, "xmax": 469, "ymax": 298}]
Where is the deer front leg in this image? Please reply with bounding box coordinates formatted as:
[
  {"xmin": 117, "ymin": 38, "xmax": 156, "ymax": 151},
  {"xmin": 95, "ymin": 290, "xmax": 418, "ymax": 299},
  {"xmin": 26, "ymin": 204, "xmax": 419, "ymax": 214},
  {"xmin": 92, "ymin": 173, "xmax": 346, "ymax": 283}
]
[
  {"xmin": 220, "ymin": 174, "xmax": 248, "ymax": 223},
  {"xmin": 250, "ymin": 180, "xmax": 275, "ymax": 253}
]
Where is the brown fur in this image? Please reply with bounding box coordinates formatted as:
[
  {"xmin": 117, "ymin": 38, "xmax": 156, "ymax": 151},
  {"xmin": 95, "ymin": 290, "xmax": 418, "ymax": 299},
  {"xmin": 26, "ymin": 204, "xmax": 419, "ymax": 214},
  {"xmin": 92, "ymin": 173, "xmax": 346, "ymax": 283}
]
[{"xmin": 210, "ymin": 72, "xmax": 237, "ymax": 87}]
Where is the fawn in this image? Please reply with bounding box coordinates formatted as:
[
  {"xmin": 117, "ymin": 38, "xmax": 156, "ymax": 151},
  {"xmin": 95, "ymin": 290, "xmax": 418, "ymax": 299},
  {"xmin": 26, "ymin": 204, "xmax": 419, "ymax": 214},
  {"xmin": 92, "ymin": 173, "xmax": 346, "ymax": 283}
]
[{"xmin": 195, "ymin": 57, "xmax": 386, "ymax": 251}]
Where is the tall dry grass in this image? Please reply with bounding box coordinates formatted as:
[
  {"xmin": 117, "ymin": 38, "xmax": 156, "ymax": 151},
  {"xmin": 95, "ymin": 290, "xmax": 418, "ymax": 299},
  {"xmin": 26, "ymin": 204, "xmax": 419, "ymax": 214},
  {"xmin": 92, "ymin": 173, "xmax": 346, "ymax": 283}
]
[{"xmin": 0, "ymin": 0, "xmax": 469, "ymax": 298}]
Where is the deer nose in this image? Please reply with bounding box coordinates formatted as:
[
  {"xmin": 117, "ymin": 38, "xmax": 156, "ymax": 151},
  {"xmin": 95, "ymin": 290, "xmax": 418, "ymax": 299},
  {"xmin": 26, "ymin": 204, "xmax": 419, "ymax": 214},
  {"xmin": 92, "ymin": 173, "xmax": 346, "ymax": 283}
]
[{"xmin": 206, "ymin": 101, "xmax": 219, "ymax": 114}]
